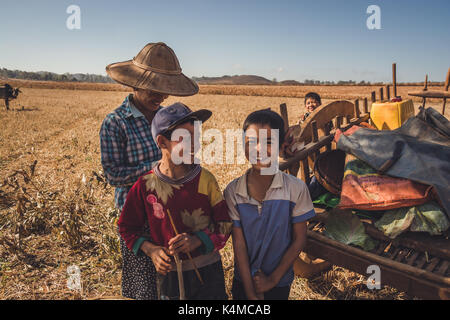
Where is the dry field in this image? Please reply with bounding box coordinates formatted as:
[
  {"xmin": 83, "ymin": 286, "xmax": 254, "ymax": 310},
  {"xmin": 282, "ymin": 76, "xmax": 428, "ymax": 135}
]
[{"xmin": 1, "ymin": 84, "xmax": 446, "ymax": 300}]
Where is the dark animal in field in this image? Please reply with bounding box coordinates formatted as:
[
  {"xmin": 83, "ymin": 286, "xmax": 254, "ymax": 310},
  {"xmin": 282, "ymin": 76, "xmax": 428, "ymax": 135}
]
[{"xmin": 0, "ymin": 84, "xmax": 21, "ymax": 110}]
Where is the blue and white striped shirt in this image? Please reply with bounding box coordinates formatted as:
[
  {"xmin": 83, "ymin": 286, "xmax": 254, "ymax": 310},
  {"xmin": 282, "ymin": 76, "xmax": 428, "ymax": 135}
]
[{"xmin": 224, "ymin": 170, "xmax": 315, "ymax": 287}]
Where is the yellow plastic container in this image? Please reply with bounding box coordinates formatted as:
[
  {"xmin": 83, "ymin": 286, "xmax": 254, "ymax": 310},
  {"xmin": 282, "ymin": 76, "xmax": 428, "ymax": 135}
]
[{"xmin": 370, "ymin": 99, "xmax": 415, "ymax": 130}]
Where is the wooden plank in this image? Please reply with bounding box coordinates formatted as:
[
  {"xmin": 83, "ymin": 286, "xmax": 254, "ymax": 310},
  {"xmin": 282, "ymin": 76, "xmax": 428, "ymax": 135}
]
[
  {"xmin": 280, "ymin": 103, "xmax": 289, "ymax": 132},
  {"xmin": 364, "ymin": 223, "xmax": 450, "ymax": 261},
  {"xmin": 311, "ymin": 120, "xmax": 319, "ymax": 142},
  {"xmin": 301, "ymin": 158, "xmax": 310, "ymax": 185},
  {"xmin": 371, "ymin": 91, "xmax": 376, "ymax": 103},
  {"xmin": 445, "ymin": 68, "xmax": 450, "ymax": 91},
  {"xmin": 363, "ymin": 98, "xmax": 368, "ymax": 114},
  {"xmin": 408, "ymin": 90, "xmax": 450, "ymax": 99},
  {"xmin": 353, "ymin": 99, "xmax": 360, "ymax": 119},
  {"xmin": 306, "ymin": 230, "xmax": 450, "ymax": 286},
  {"xmin": 407, "ymin": 252, "xmax": 420, "ymax": 266},
  {"xmin": 416, "ymin": 254, "xmax": 427, "ymax": 269},
  {"xmin": 315, "ymin": 209, "xmax": 450, "ymax": 261},
  {"xmin": 307, "ymin": 221, "xmax": 318, "ymax": 230},
  {"xmin": 279, "ymin": 136, "xmax": 331, "ymax": 171},
  {"xmin": 335, "ymin": 116, "xmax": 342, "ymax": 129},
  {"xmin": 394, "ymin": 233, "xmax": 450, "ymax": 261},
  {"xmin": 442, "ymin": 67, "xmax": 450, "ymax": 115},
  {"xmin": 305, "ymin": 236, "xmax": 450, "ymax": 299},
  {"xmin": 437, "ymin": 261, "xmax": 449, "ymax": 276},
  {"xmin": 292, "ymin": 100, "xmax": 355, "ymax": 146},
  {"xmin": 426, "ymin": 257, "xmax": 441, "ymax": 272},
  {"xmin": 392, "ymin": 63, "xmax": 397, "ymax": 97},
  {"xmin": 345, "ymin": 115, "xmax": 351, "ymax": 125},
  {"xmin": 389, "ymin": 247, "xmax": 401, "ymax": 260},
  {"xmin": 311, "ymin": 121, "xmax": 320, "ymax": 158},
  {"xmin": 423, "ymin": 74, "xmax": 428, "ymax": 108},
  {"xmin": 395, "ymin": 249, "xmax": 409, "ymax": 263},
  {"xmin": 324, "ymin": 123, "xmax": 331, "ymax": 152}
]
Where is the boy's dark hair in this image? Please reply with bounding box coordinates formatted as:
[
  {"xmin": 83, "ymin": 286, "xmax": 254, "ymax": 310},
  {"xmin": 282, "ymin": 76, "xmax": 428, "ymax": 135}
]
[
  {"xmin": 243, "ymin": 108, "xmax": 285, "ymax": 147},
  {"xmin": 305, "ymin": 92, "xmax": 321, "ymax": 105}
]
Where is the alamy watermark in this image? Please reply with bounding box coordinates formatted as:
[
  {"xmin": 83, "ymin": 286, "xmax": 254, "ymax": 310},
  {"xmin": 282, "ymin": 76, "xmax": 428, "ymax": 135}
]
[
  {"xmin": 167, "ymin": 122, "xmax": 280, "ymax": 175},
  {"xmin": 67, "ymin": 265, "xmax": 82, "ymax": 291},
  {"xmin": 66, "ymin": 5, "xmax": 81, "ymax": 30},
  {"xmin": 65, "ymin": 5, "xmax": 381, "ymax": 31},
  {"xmin": 366, "ymin": 5, "xmax": 381, "ymax": 30},
  {"xmin": 366, "ymin": 265, "xmax": 381, "ymax": 290}
]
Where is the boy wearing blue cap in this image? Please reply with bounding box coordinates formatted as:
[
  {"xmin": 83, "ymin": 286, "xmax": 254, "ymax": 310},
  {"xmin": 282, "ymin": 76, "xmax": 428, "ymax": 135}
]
[{"xmin": 118, "ymin": 102, "xmax": 232, "ymax": 300}]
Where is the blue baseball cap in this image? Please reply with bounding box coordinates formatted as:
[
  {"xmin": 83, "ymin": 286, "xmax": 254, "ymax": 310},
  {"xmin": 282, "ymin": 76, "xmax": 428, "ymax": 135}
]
[{"xmin": 151, "ymin": 102, "xmax": 212, "ymax": 140}]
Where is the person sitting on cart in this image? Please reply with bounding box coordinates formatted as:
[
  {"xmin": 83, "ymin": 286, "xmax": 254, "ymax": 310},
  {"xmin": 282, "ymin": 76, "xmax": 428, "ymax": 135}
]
[{"xmin": 299, "ymin": 92, "xmax": 322, "ymax": 123}]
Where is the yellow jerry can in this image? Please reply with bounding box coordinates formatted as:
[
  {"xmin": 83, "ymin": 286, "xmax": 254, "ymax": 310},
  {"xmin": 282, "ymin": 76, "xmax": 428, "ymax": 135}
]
[{"xmin": 370, "ymin": 99, "xmax": 415, "ymax": 130}]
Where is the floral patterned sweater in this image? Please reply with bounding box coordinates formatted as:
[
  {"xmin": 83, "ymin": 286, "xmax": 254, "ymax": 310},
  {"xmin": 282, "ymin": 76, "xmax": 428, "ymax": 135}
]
[{"xmin": 118, "ymin": 165, "xmax": 232, "ymax": 261}]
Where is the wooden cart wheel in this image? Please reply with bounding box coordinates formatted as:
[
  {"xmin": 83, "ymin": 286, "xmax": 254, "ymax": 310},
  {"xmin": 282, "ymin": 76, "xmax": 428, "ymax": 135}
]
[{"xmin": 288, "ymin": 100, "xmax": 355, "ymax": 181}]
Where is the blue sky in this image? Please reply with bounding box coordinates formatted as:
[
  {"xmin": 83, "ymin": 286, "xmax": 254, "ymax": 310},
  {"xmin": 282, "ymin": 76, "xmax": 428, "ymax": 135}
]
[{"xmin": 0, "ymin": 0, "xmax": 449, "ymax": 82}]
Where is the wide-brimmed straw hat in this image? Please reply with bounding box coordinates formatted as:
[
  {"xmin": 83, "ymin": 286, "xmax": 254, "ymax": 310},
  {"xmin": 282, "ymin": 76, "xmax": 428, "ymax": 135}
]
[{"xmin": 106, "ymin": 42, "xmax": 199, "ymax": 96}]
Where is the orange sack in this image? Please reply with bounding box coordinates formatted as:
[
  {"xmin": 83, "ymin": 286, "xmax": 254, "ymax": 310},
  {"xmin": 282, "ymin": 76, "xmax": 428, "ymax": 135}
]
[{"xmin": 338, "ymin": 153, "xmax": 433, "ymax": 211}]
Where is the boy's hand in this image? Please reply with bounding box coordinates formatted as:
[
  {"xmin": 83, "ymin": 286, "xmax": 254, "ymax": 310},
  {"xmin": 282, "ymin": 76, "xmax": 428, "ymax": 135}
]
[
  {"xmin": 253, "ymin": 270, "xmax": 276, "ymax": 294},
  {"xmin": 300, "ymin": 113, "xmax": 306, "ymax": 122},
  {"xmin": 168, "ymin": 233, "xmax": 202, "ymax": 255},
  {"xmin": 141, "ymin": 241, "xmax": 172, "ymax": 275}
]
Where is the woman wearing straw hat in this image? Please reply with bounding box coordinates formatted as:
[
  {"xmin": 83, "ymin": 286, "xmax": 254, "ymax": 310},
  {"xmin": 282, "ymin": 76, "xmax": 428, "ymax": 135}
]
[{"xmin": 100, "ymin": 42, "xmax": 198, "ymax": 299}]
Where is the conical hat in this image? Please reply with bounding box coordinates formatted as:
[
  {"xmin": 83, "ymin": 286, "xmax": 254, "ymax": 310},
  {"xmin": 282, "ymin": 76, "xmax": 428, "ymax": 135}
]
[{"xmin": 106, "ymin": 42, "xmax": 199, "ymax": 96}]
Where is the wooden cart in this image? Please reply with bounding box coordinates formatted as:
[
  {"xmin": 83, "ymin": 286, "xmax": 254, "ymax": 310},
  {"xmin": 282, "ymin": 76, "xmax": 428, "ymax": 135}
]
[{"xmin": 278, "ymin": 98, "xmax": 450, "ymax": 300}]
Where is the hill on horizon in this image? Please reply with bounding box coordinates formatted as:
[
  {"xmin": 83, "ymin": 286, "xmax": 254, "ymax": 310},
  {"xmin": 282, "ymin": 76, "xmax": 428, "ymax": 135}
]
[{"xmin": 192, "ymin": 74, "xmax": 275, "ymax": 85}]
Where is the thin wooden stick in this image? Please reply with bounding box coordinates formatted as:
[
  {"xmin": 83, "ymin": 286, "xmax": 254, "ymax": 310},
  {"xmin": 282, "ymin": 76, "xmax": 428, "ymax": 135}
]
[
  {"xmin": 442, "ymin": 68, "xmax": 450, "ymax": 115},
  {"xmin": 392, "ymin": 63, "xmax": 397, "ymax": 98},
  {"xmin": 166, "ymin": 209, "xmax": 204, "ymax": 285},
  {"xmin": 280, "ymin": 103, "xmax": 289, "ymax": 132},
  {"xmin": 353, "ymin": 99, "xmax": 360, "ymax": 119},
  {"xmin": 423, "ymin": 74, "xmax": 428, "ymax": 108}
]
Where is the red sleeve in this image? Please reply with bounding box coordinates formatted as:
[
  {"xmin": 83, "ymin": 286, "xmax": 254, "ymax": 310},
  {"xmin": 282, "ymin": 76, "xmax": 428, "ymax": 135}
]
[{"xmin": 117, "ymin": 177, "xmax": 148, "ymax": 252}]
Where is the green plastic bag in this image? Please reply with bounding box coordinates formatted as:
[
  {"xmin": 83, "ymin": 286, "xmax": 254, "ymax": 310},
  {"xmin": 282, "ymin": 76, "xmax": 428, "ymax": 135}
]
[
  {"xmin": 375, "ymin": 202, "xmax": 449, "ymax": 239},
  {"xmin": 313, "ymin": 192, "xmax": 340, "ymax": 208}
]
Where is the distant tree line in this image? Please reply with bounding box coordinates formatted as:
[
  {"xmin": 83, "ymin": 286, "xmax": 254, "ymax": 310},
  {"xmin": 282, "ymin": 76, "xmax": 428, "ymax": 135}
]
[
  {"xmin": 302, "ymin": 79, "xmax": 384, "ymax": 85},
  {"xmin": 1, "ymin": 68, "xmax": 442, "ymax": 86},
  {"xmin": 0, "ymin": 68, "xmax": 114, "ymax": 83}
]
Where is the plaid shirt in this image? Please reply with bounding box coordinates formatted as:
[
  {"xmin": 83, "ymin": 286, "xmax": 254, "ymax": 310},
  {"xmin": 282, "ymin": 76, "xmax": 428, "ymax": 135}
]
[{"xmin": 100, "ymin": 94, "xmax": 162, "ymax": 209}]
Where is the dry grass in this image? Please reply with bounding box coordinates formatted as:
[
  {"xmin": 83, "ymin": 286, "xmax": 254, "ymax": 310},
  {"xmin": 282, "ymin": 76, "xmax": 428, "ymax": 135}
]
[{"xmin": 2, "ymin": 86, "xmax": 443, "ymax": 300}]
